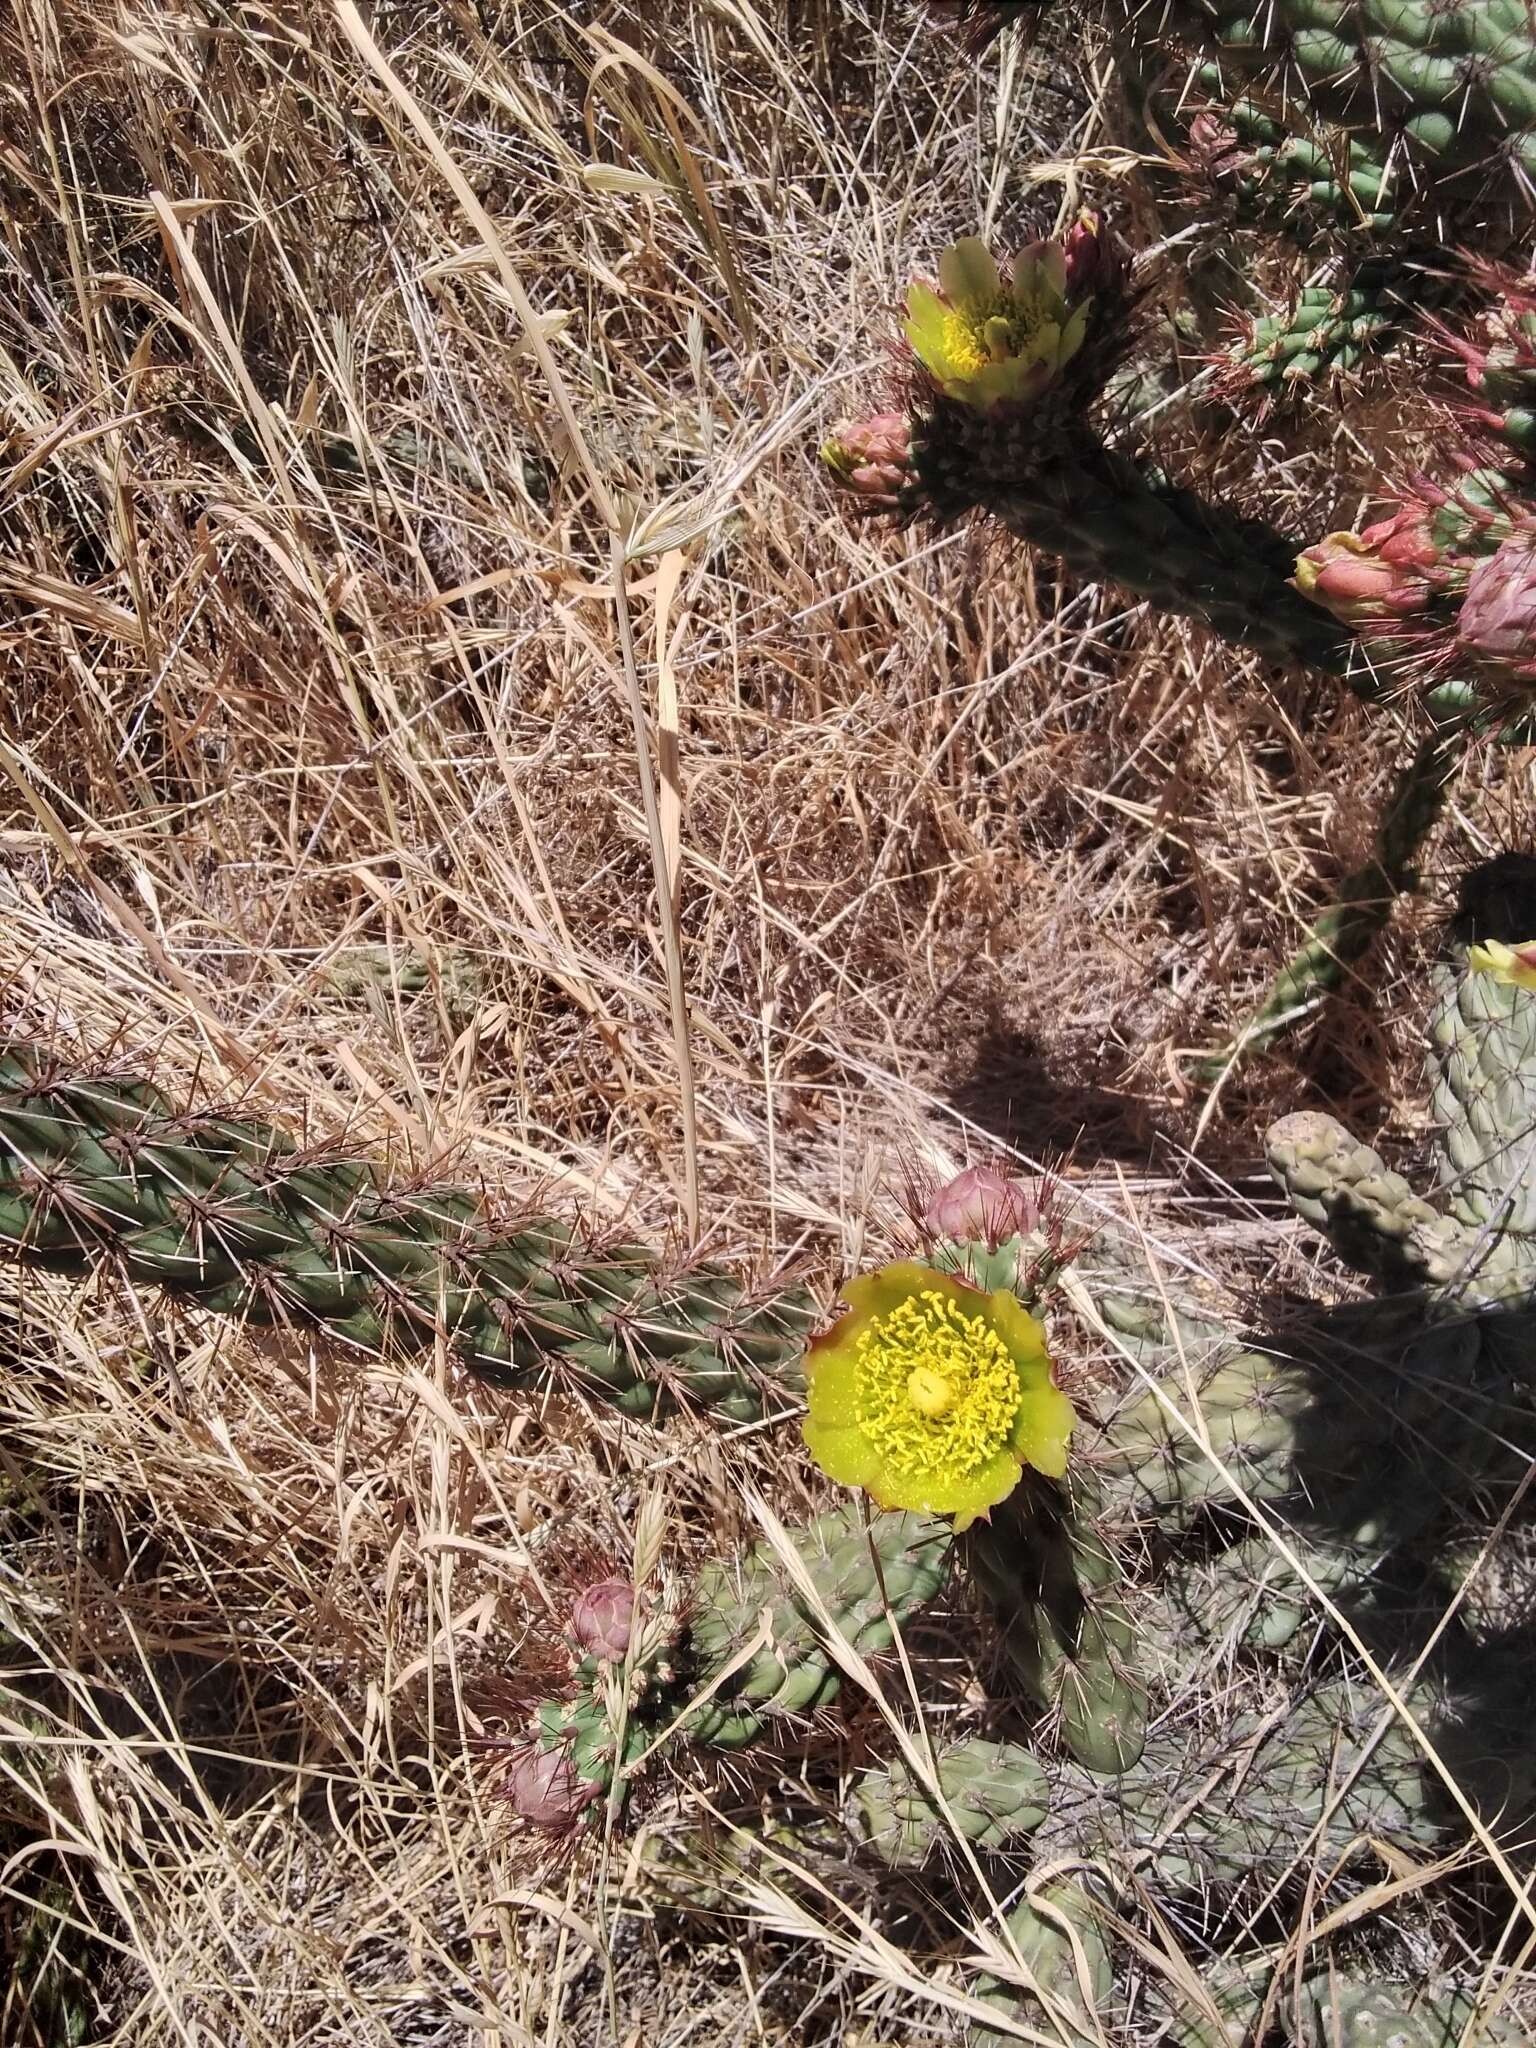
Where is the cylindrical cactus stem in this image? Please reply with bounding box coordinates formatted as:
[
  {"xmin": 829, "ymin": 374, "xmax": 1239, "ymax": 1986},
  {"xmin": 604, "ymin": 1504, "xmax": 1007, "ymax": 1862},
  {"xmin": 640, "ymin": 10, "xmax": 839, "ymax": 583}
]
[
  {"xmin": 0, "ymin": 1049, "xmax": 819, "ymax": 1422},
  {"xmin": 1220, "ymin": 281, "xmax": 1400, "ymax": 395},
  {"xmin": 1190, "ymin": 721, "xmax": 1465, "ymax": 1084},
  {"xmin": 1287, "ymin": 1974, "xmax": 1531, "ymax": 2048},
  {"xmin": 847, "ymin": 1736, "xmax": 1050, "ymax": 1867},
  {"xmin": 967, "ymin": 1878, "xmax": 1114, "ymax": 2048},
  {"xmin": 685, "ymin": 1504, "xmax": 954, "ymax": 1747},
  {"xmin": 976, "ymin": 452, "xmax": 1358, "ymax": 673},
  {"xmin": 968, "ymin": 1473, "xmax": 1148, "ymax": 1775},
  {"xmin": 1268, "ymin": 853, "xmax": 1536, "ymax": 1304}
]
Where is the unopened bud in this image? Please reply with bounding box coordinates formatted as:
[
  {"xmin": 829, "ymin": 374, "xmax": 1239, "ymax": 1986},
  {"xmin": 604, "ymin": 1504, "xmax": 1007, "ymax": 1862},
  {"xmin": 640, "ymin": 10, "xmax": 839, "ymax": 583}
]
[
  {"xmin": 505, "ymin": 1745, "xmax": 599, "ymax": 1830},
  {"xmin": 925, "ymin": 1165, "xmax": 1038, "ymax": 1246},
  {"xmin": 821, "ymin": 411, "xmax": 915, "ymax": 508},
  {"xmin": 1456, "ymin": 533, "xmax": 1536, "ymax": 680},
  {"xmin": 1294, "ymin": 504, "xmax": 1440, "ymax": 627},
  {"xmin": 570, "ymin": 1579, "xmax": 636, "ymax": 1661}
]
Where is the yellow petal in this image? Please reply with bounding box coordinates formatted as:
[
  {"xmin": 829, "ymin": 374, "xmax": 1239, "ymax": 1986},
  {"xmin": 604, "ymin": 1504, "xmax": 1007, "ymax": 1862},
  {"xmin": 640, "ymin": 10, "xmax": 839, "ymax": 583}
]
[
  {"xmin": 939, "ymin": 236, "xmax": 1000, "ymax": 305},
  {"xmin": 802, "ymin": 1418, "xmax": 884, "ymax": 1489},
  {"xmin": 904, "ymin": 282, "xmax": 957, "ymax": 377}
]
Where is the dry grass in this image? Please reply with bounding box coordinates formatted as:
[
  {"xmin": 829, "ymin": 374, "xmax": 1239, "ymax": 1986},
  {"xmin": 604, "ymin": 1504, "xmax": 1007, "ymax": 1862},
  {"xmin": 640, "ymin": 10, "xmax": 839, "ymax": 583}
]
[{"xmin": 2, "ymin": 0, "xmax": 1536, "ymax": 2041}]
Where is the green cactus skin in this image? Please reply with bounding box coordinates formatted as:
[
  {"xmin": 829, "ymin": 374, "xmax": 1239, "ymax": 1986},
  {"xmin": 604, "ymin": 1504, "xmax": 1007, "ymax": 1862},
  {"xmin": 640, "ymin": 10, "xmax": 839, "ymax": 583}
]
[
  {"xmin": 1198, "ymin": 90, "xmax": 1401, "ymax": 230},
  {"xmin": 1153, "ymin": 1529, "xmax": 1369, "ymax": 1659},
  {"xmin": 1268, "ymin": 865, "xmax": 1536, "ymax": 1303},
  {"xmin": 912, "ymin": 414, "xmax": 1357, "ymax": 674},
  {"xmin": 1288, "ymin": 1974, "xmax": 1530, "ymax": 2048},
  {"xmin": 1228, "ymin": 282, "xmax": 1399, "ymax": 388},
  {"xmin": 968, "ymin": 1879, "xmax": 1114, "ymax": 2048},
  {"xmin": 0, "ymin": 1050, "xmax": 818, "ymax": 1422},
  {"xmin": 686, "ymin": 1505, "xmax": 953, "ymax": 1748},
  {"xmin": 1094, "ymin": 1344, "xmax": 1314, "ymax": 1522},
  {"xmin": 1047, "ymin": 1677, "xmax": 1440, "ymax": 1896},
  {"xmin": 968, "ymin": 1475, "xmax": 1148, "ymax": 1775},
  {"xmin": 847, "ymin": 1736, "xmax": 1050, "ymax": 1867}
]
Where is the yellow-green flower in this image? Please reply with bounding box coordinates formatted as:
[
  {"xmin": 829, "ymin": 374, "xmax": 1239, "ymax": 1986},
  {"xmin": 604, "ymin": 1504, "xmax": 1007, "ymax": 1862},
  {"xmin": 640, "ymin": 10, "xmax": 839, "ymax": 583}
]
[
  {"xmin": 802, "ymin": 1261, "xmax": 1073, "ymax": 1528},
  {"xmin": 904, "ymin": 236, "xmax": 1092, "ymax": 410},
  {"xmin": 1468, "ymin": 937, "xmax": 1536, "ymax": 990}
]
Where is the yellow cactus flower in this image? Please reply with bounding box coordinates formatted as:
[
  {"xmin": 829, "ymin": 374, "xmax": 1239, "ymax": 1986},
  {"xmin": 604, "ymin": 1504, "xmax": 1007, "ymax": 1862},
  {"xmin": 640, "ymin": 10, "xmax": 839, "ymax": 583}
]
[
  {"xmin": 1468, "ymin": 937, "xmax": 1536, "ymax": 990},
  {"xmin": 904, "ymin": 236, "xmax": 1092, "ymax": 410},
  {"xmin": 801, "ymin": 1261, "xmax": 1073, "ymax": 1529}
]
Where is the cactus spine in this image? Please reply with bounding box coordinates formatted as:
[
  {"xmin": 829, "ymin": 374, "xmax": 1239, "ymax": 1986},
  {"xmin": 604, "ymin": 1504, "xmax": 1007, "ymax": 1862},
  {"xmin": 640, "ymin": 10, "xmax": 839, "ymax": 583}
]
[
  {"xmin": 848, "ymin": 1737, "xmax": 1051, "ymax": 1866},
  {"xmin": 0, "ymin": 1051, "xmax": 817, "ymax": 1422},
  {"xmin": 1267, "ymin": 854, "xmax": 1536, "ymax": 1303}
]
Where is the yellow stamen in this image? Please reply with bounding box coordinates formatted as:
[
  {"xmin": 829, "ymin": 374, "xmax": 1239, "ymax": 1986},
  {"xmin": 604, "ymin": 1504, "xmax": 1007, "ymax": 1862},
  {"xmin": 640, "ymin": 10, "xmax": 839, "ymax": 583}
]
[{"xmin": 854, "ymin": 1288, "xmax": 1021, "ymax": 1482}]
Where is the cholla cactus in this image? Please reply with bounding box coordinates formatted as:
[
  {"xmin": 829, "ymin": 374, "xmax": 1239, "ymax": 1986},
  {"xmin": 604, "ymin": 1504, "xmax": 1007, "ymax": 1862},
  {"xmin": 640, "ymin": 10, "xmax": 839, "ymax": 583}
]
[
  {"xmin": 0, "ymin": 1050, "xmax": 818, "ymax": 1423},
  {"xmin": 968, "ymin": 1879, "xmax": 1113, "ymax": 2048},
  {"xmin": 1288, "ymin": 1974, "xmax": 1530, "ymax": 2048},
  {"xmin": 847, "ymin": 1736, "xmax": 1050, "ymax": 1865},
  {"xmin": 825, "ymin": 224, "xmax": 1353, "ymax": 671},
  {"xmin": 1219, "ymin": 283, "xmax": 1398, "ymax": 396},
  {"xmin": 1267, "ymin": 853, "xmax": 1536, "ymax": 1302}
]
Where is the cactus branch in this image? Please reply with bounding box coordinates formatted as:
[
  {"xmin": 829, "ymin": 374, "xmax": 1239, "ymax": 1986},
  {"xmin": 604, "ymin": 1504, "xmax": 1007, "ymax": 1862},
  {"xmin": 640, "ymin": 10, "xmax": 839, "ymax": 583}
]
[{"xmin": 0, "ymin": 1048, "xmax": 817, "ymax": 1423}]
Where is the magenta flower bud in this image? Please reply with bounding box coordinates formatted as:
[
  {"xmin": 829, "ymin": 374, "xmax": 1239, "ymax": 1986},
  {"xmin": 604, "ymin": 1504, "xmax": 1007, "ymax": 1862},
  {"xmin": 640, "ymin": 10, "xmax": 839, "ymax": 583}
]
[
  {"xmin": 505, "ymin": 1745, "xmax": 599, "ymax": 1830},
  {"xmin": 1456, "ymin": 535, "xmax": 1536, "ymax": 678},
  {"xmin": 570, "ymin": 1579, "xmax": 635, "ymax": 1661},
  {"xmin": 925, "ymin": 1165, "xmax": 1038, "ymax": 1246},
  {"xmin": 821, "ymin": 412, "xmax": 915, "ymax": 508}
]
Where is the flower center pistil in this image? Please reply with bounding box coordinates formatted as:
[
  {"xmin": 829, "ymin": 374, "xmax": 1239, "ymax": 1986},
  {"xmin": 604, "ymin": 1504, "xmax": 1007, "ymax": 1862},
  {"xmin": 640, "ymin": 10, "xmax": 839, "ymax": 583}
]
[
  {"xmin": 907, "ymin": 1364, "xmax": 955, "ymax": 1417},
  {"xmin": 854, "ymin": 1288, "xmax": 1022, "ymax": 1481}
]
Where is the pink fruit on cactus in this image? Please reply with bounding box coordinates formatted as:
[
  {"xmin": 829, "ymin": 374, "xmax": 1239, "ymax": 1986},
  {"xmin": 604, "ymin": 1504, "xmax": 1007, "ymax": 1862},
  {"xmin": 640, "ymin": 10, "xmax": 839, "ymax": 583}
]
[
  {"xmin": 570, "ymin": 1579, "xmax": 636, "ymax": 1661},
  {"xmin": 1456, "ymin": 533, "xmax": 1536, "ymax": 680},
  {"xmin": 925, "ymin": 1165, "xmax": 1038, "ymax": 1245},
  {"xmin": 505, "ymin": 1745, "xmax": 599, "ymax": 1830},
  {"xmin": 1293, "ymin": 504, "xmax": 1442, "ymax": 627},
  {"xmin": 821, "ymin": 411, "xmax": 914, "ymax": 507}
]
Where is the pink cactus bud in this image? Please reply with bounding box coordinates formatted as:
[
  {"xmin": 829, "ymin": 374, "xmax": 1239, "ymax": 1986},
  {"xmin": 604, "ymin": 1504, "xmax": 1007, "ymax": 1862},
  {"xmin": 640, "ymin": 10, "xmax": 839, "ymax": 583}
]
[
  {"xmin": 505, "ymin": 1745, "xmax": 599, "ymax": 1830},
  {"xmin": 1059, "ymin": 210, "xmax": 1124, "ymax": 299},
  {"xmin": 925, "ymin": 1165, "xmax": 1038, "ymax": 1246},
  {"xmin": 1456, "ymin": 534, "xmax": 1536, "ymax": 678},
  {"xmin": 570, "ymin": 1579, "xmax": 635, "ymax": 1661},
  {"xmin": 1293, "ymin": 504, "xmax": 1441, "ymax": 626},
  {"xmin": 821, "ymin": 412, "xmax": 914, "ymax": 507}
]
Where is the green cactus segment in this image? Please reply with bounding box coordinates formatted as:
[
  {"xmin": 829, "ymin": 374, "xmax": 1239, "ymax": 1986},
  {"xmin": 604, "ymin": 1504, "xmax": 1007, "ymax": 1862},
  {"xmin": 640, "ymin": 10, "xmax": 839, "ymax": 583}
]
[
  {"xmin": 968, "ymin": 1880, "xmax": 1113, "ymax": 2048},
  {"xmin": 1229, "ymin": 283, "xmax": 1398, "ymax": 388},
  {"xmin": 848, "ymin": 1737, "xmax": 1050, "ymax": 1866},
  {"xmin": 1200, "ymin": 90, "xmax": 1400, "ymax": 230},
  {"xmin": 1268, "ymin": 903, "xmax": 1536, "ymax": 1303},
  {"xmin": 1096, "ymin": 1346, "xmax": 1312, "ymax": 1518},
  {"xmin": 0, "ymin": 1050, "xmax": 818, "ymax": 1422},
  {"xmin": 1287, "ymin": 1975, "xmax": 1530, "ymax": 2048},
  {"xmin": 1162, "ymin": 0, "xmax": 1536, "ymax": 206},
  {"xmin": 685, "ymin": 1505, "xmax": 953, "ymax": 1748},
  {"xmin": 1153, "ymin": 1528, "xmax": 1371, "ymax": 1663},
  {"xmin": 969, "ymin": 1476, "xmax": 1148, "ymax": 1774},
  {"xmin": 973, "ymin": 459, "xmax": 1356, "ymax": 674},
  {"xmin": 1072, "ymin": 1678, "xmax": 1439, "ymax": 1894},
  {"xmin": 534, "ymin": 1688, "xmax": 655, "ymax": 1794},
  {"xmin": 1154, "ymin": 1962, "xmax": 1271, "ymax": 2048},
  {"xmin": 1429, "ymin": 950, "xmax": 1536, "ymax": 1237}
]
